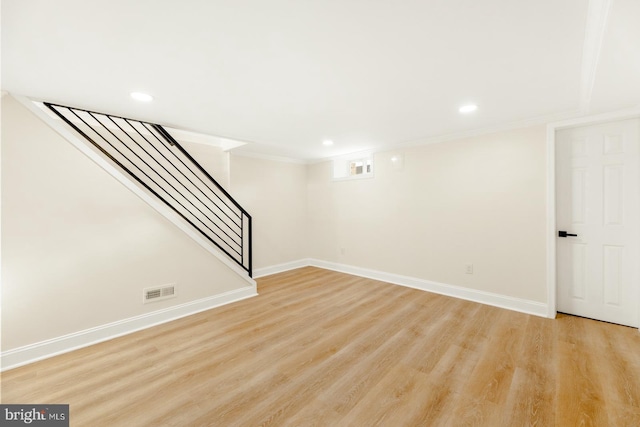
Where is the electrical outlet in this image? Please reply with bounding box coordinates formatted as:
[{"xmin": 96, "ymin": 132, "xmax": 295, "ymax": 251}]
[
  {"xmin": 340, "ymin": 247, "xmax": 346, "ymax": 256},
  {"xmin": 465, "ymin": 264, "xmax": 473, "ymax": 274}
]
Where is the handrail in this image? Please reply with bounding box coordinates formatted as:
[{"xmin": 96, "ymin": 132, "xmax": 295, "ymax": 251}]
[{"xmin": 44, "ymin": 102, "xmax": 252, "ymax": 277}]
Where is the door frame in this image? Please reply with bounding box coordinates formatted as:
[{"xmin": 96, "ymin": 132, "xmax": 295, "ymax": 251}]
[{"xmin": 546, "ymin": 106, "xmax": 640, "ymax": 323}]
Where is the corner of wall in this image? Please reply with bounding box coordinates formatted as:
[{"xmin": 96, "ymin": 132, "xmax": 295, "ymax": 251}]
[{"xmin": 254, "ymin": 259, "xmax": 549, "ymax": 318}]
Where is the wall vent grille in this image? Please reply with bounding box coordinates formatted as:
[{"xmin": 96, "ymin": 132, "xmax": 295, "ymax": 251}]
[{"xmin": 143, "ymin": 284, "xmax": 177, "ymax": 303}]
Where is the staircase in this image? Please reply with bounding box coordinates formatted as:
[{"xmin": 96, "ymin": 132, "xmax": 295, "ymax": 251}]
[{"xmin": 44, "ymin": 103, "xmax": 252, "ymax": 277}]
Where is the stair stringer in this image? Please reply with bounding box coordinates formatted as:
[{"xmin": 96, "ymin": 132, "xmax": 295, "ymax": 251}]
[{"xmin": 14, "ymin": 94, "xmax": 256, "ymax": 289}]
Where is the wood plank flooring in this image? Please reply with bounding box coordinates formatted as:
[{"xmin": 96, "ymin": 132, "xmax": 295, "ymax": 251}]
[{"xmin": 2, "ymin": 267, "xmax": 640, "ymax": 426}]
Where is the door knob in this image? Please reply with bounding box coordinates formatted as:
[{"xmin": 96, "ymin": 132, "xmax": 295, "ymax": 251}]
[{"xmin": 558, "ymin": 231, "xmax": 578, "ymax": 238}]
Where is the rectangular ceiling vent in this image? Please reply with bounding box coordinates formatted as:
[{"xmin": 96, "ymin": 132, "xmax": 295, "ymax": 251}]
[{"xmin": 143, "ymin": 284, "xmax": 177, "ymax": 304}]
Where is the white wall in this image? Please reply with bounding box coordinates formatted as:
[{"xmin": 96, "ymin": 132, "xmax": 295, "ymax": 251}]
[
  {"xmin": 179, "ymin": 140, "xmax": 230, "ymax": 189},
  {"xmin": 1, "ymin": 95, "xmax": 251, "ymax": 351},
  {"xmin": 0, "ymin": 91, "xmax": 549, "ymax": 357},
  {"xmin": 307, "ymin": 126, "xmax": 548, "ymax": 303},
  {"xmin": 229, "ymin": 155, "xmax": 308, "ymax": 270}
]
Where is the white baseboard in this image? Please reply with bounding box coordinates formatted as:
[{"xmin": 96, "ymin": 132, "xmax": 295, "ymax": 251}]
[
  {"xmin": 308, "ymin": 259, "xmax": 549, "ymax": 318},
  {"xmin": 3, "ymin": 260, "xmax": 549, "ymax": 371},
  {"xmin": 1, "ymin": 286, "xmax": 257, "ymax": 371},
  {"xmin": 254, "ymin": 258, "xmax": 548, "ymax": 318},
  {"xmin": 253, "ymin": 259, "xmax": 312, "ymax": 278}
]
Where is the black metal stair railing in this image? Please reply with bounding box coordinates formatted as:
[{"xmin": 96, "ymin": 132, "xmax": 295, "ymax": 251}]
[{"xmin": 45, "ymin": 103, "xmax": 252, "ymax": 277}]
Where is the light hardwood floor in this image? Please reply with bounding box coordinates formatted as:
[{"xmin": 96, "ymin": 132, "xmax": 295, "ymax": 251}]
[{"xmin": 2, "ymin": 267, "xmax": 640, "ymax": 426}]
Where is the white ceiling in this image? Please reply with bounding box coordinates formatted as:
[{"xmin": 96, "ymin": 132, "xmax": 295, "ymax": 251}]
[{"xmin": 2, "ymin": 0, "xmax": 639, "ymax": 160}]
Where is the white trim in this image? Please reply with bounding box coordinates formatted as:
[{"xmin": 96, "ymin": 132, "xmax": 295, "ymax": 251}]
[
  {"xmin": 13, "ymin": 94, "xmax": 255, "ymax": 287},
  {"xmin": 253, "ymin": 259, "xmax": 311, "ymax": 278},
  {"xmin": 332, "ymin": 173, "xmax": 375, "ymax": 182},
  {"xmin": 1, "ymin": 286, "xmax": 257, "ymax": 371},
  {"xmin": 229, "ymin": 106, "xmax": 630, "ymax": 165},
  {"xmin": 546, "ymin": 107, "xmax": 640, "ymax": 323},
  {"xmin": 308, "ymin": 260, "xmax": 548, "ymax": 318},
  {"xmin": 28, "ymin": 99, "xmax": 248, "ymax": 152},
  {"xmin": 308, "ymin": 110, "xmax": 585, "ymax": 165},
  {"xmin": 395, "ymin": 109, "xmax": 582, "ymax": 150},
  {"xmin": 230, "ymin": 150, "xmax": 310, "ymax": 165},
  {"xmin": 305, "ymin": 110, "xmax": 583, "ymax": 165},
  {"xmin": 164, "ymin": 127, "xmax": 248, "ymax": 151},
  {"xmin": 548, "ymin": 106, "xmax": 640, "ymax": 130},
  {"xmin": 546, "ymin": 124, "xmax": 557, "ymax": 319},
  {"xmin": 254, "ymin": 259, "xmax": 548, "ymax": 317}
]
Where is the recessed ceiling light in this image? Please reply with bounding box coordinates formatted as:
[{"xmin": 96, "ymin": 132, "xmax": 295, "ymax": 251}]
[
  {"xmin": 459, "ymin": 104, "xmax": 478, "ymax": 114},
  {"xmin": 323, "ymin": 140, "xmax": 334, "ymax": 146},
  {"xmin": 130, "ymin": 92, "xmax": 153, "ymax": 102}
]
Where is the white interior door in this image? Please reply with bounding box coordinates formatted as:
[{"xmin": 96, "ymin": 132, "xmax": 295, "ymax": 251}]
[{"xmin": 556, "ymin": 118, "xmax": 640, "ymax": 327}]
